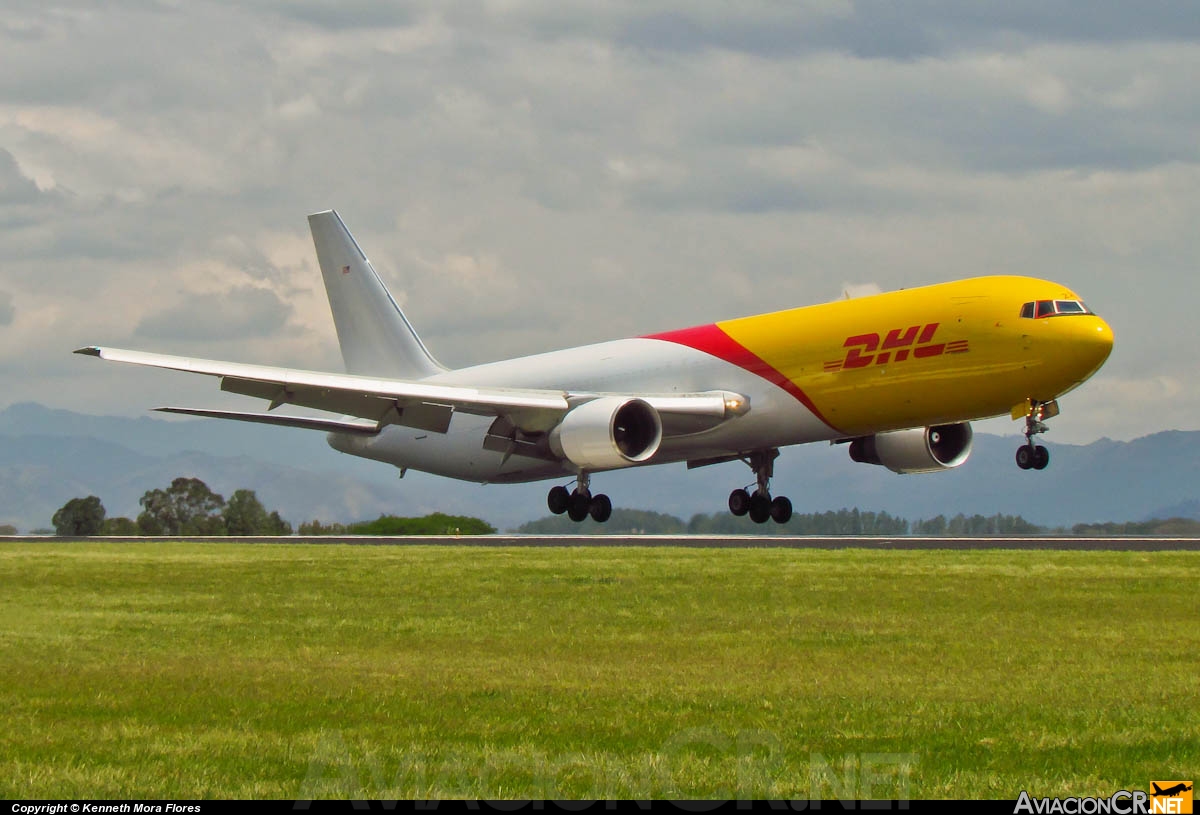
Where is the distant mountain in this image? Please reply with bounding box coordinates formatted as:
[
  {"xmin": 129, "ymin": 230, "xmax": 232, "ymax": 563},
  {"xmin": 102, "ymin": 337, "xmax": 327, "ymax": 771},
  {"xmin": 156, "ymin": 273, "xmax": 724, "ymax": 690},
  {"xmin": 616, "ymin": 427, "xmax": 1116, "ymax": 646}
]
[
  {"xmin": 1, "ymin": 402, "xmax": 1196, "ymax": 533},
  {"xmin": 0, "ymin": 401, "xmax": 355, "ymax": 468},
  {"xmin": 1145, "ymin": 498, "xmax": 1200, "ymax": 521}
]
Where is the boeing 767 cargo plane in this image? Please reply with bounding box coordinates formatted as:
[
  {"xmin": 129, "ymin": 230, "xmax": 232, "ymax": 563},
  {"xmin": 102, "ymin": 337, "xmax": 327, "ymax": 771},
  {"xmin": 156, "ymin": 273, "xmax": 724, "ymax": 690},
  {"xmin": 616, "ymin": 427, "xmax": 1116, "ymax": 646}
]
[{"xmin": 77, "ymin": 211, "xmax": 1113, "ymax": 524}]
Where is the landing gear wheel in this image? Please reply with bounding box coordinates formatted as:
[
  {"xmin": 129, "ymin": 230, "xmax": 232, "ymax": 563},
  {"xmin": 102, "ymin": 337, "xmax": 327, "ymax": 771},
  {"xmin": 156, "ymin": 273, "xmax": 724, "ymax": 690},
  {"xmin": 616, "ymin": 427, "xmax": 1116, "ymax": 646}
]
[
  {"xmin": 1033, "ymin": 445, "xmax": 1049, "ymax": 470},
  {"xmin": 567, "ymin": 489, "xmax": 591, "ymax": 522},
  {"xmin": 547, "ymin": 485, "xmax": 571, "ymax": 514},
  {"xmin": 770, "ymin": 496, "xmax": 793, "ymax": 524},
  {"xmin": 748, "ymin": 491, "xmax": 771, "ymax": 524},
  {"xmin": 1015, "ymin": 446, "xmax": 1033, "ymax": 470},
  {"xmin": 589, "ymin": 493, "xmax": 612, "ymax": 523},
  {"xmin": 1016, "ymin": 398, "xmax": 1058, "ymax": 472},
  {"xmin": 729, "ymin": 449, "xmax": 783, "ymax": 522}
]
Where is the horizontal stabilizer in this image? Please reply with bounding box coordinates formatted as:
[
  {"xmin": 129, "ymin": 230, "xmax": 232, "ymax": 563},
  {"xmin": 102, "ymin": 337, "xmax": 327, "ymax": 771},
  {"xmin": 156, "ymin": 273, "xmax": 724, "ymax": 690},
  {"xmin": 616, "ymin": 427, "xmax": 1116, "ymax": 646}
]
[{"xmin": 154, "ymin": 407, "xmax": 381, "ymax": 435}]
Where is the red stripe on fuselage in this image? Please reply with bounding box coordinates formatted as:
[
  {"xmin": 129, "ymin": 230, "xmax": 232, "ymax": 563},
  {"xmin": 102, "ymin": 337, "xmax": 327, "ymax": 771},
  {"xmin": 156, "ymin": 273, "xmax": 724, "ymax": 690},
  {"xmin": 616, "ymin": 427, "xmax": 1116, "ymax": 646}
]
[{"xmin": 644, "ymin": 324, "xmax": 839, "ymax": 432}]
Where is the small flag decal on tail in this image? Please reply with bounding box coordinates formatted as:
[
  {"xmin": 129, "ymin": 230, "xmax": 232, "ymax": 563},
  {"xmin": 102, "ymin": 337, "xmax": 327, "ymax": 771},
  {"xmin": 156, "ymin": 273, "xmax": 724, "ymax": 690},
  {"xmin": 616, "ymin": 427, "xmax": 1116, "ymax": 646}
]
[{"xmin": 341, "ymin": 265, "xmax": 351, "ymax": 274}]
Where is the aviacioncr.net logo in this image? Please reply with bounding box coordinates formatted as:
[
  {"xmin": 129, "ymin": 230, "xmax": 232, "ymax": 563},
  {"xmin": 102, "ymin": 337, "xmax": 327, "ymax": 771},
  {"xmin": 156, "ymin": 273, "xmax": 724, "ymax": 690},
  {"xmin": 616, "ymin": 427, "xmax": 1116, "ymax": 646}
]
[
  {"xmin": 1014, "ymin": 790, "xmax": 1149, "ymax": 814},
  {"xmin": 1015, "ymin": 786, "xmax": 1195, "ymax": 815}
]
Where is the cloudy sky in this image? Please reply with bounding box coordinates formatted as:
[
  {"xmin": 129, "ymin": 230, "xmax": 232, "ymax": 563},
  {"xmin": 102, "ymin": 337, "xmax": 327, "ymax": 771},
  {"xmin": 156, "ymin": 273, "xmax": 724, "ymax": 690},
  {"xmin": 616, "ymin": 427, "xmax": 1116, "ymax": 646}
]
[{"xmin": 2, "ymin": 0, "xmax": 1198, "ymax": 444}]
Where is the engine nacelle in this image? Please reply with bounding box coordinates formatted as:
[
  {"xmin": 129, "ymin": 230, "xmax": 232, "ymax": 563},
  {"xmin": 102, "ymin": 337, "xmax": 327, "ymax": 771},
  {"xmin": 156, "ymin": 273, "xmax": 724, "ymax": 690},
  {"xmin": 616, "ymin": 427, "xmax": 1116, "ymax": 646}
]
[
  {"xmin": 549, "ymin": 397, "xmax": 663, "ymax": 471},
  {"xmin": 848, "ymin": 422, "xmax": 973, "ymax": 474}
]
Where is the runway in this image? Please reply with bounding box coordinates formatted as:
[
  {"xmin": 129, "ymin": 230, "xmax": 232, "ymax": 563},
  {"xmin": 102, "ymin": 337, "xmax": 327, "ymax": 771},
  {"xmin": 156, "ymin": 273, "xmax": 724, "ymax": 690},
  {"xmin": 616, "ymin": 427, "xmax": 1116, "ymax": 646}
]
[
  {"xmin": 306, "ymin": 535, "xmax": 1200, "ymax": 550},
  {"xmin": 7, "ymin": 534, "xmax": 1199, "ymax": 550}
]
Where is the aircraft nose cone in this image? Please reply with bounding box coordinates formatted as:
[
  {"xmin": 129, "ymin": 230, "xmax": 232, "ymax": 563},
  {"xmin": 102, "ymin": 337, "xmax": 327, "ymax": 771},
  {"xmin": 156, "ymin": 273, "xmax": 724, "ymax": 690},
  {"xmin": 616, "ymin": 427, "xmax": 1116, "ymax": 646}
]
[
  {"xmin": 1069, "ymin": 315, "xmax": 1114, "ymax": 380},
  {"xmin": 1088, "ymin": 316, "xmax": 1114, "ymax": 365}
]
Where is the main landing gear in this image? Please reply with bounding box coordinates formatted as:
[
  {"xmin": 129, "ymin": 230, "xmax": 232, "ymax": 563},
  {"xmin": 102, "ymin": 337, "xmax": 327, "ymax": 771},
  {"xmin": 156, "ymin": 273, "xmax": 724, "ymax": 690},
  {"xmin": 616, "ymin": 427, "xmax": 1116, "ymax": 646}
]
[
  {"xmin": 547, "ymin": 473, "xmax": 612, "ymax": 523},
  {"xmin": 727, "ymin": 449, "xmax": 793, "ymax": 524},
  {"xmin": 1015, "ymin": 399, "xmax": 1058, "ymax": 471}
]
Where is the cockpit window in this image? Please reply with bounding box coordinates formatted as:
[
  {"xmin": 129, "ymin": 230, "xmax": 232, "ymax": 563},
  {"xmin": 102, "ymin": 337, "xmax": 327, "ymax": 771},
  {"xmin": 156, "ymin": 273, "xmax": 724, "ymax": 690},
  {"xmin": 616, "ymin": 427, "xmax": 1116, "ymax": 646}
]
[{"xmin": 1020, "ymin": 299, "xmax": 1093, "ymax": 319}]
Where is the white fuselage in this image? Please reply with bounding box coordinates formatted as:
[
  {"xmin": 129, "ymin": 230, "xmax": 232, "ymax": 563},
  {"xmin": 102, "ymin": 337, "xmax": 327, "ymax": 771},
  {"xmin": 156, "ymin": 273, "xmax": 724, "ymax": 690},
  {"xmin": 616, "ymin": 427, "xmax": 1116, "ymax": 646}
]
[{"xmin": 327, "ymin": 338, "xmax": 827, "ymax": 483}]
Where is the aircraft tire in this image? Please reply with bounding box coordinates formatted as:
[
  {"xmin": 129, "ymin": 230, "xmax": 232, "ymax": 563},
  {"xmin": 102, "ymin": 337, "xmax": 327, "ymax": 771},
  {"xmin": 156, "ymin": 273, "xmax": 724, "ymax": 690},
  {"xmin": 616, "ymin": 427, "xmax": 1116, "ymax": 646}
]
[
  {"xmin": 748, "ymin": 491, "xmax": 771, "ymax": 524},
  {"xmin": 567, "ymin": 490, "xmax": 591, "ymax": 522},
  {"xmin": 1015, "ymin": 446, "xmax": 1033, "ymax": 470},
  {"xmin": 589, "ymin": 493, "xmax": 612, "ymax": 523},
  {"xmin": 728, "ymin": 488, "xmax": 751, "ymax": 516},
  {"xmin": 1033, "ymin": 445, "xmax": 1050, "ymax": 470},
  {"xmin": 770, "ymin": 496, "xmax": 793, "ymax": 524},
  {"xmin": 548, "ymin": 485, "xmax": 571, "ymax": 514}
]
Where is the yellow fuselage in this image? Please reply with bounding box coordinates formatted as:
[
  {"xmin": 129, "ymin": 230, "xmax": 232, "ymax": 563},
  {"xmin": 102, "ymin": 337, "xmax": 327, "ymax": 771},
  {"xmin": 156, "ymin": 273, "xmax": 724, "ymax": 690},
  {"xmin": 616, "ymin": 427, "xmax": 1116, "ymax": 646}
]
[{"xmin": 712, "ymin": 275, "xmax": 1113, "ymax": 436}]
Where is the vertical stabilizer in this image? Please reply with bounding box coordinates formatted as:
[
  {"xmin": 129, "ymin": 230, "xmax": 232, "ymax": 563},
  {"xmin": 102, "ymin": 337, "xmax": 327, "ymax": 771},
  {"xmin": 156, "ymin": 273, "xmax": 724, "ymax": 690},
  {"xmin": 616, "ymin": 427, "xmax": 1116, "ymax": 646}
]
[{"xmin": 308, "ymin": 210, "xmax": 445, "ymax": 378}]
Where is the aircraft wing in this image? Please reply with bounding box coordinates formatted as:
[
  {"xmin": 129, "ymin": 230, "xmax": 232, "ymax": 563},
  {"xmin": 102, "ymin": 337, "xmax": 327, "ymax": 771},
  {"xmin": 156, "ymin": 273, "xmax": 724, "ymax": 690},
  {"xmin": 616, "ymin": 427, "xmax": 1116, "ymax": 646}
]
[{"xmin": 75, "ymin": 346, "xmax": 746, "ymax": 436}]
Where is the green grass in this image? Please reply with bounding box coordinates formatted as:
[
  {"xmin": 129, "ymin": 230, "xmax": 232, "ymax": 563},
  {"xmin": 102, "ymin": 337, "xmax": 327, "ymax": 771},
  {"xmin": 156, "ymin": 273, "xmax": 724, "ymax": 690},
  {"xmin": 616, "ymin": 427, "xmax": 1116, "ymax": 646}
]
[{"xmin": 0, "ymin": 543, "xmax": 1196, "ymax": 799}]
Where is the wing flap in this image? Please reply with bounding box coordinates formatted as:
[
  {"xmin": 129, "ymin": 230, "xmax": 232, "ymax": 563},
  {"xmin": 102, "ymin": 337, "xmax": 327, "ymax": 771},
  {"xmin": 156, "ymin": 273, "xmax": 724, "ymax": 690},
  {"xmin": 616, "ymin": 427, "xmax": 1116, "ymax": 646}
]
[{"xmin": 154, "ymin": 407, "xmax": 381, "ymax": 434}]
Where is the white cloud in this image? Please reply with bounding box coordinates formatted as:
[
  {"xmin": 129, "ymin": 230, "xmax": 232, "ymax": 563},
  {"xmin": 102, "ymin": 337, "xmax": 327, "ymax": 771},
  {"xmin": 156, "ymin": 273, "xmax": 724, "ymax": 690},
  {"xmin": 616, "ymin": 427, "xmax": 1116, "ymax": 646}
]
[
  {"xmin": 0, "ymin": 0, "xmax": 1195, "ymax": 444},
  {"xmin": 274, "ymin": 94, "xmax": 321, "ymax": 121},
  {"xmin": 134, "ymin": 285, "xmax": 292, "ymax": 341},
  {"xmin": 0, "ymin": 147, "xmax": 51, "ymax": 202}
]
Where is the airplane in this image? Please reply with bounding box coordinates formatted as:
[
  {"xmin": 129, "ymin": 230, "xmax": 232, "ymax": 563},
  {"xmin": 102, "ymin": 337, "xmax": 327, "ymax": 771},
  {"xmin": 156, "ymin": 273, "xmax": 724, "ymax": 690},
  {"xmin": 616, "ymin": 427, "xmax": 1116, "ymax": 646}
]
[
  {"xmin": 1152, "ymin": 783, "xmax": 1193, "ymax": 797},
  {"xmin": 76, "ymin": 210, "xmax": 1114, "ymax": 524}
]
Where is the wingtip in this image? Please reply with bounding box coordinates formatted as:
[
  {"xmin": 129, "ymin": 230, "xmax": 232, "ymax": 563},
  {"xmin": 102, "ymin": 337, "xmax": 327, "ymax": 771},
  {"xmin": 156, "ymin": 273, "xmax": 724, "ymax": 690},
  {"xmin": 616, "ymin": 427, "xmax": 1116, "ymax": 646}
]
[
  {"xmin": 74, "ymin": 346, "xmax": 102, "ymax": 357},
  {"xmin": 151, "ymin": 407, "xmax": 193, "ymax": 416}
]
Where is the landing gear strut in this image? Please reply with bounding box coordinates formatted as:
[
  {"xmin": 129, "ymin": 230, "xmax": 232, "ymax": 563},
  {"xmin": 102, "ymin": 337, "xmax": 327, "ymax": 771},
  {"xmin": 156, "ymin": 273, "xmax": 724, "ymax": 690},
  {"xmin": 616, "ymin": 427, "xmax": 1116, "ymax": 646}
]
[
  {"xmin": 727, "ymin": 449, "xmax": 792, "ymax": 524},
  {"xmin": 547, "ymin": 473, "xmax": 613, "ymax": 523},
  {"xmin": 1015, "ymin": 399, "xmax": 1056, "ymax": 471}
]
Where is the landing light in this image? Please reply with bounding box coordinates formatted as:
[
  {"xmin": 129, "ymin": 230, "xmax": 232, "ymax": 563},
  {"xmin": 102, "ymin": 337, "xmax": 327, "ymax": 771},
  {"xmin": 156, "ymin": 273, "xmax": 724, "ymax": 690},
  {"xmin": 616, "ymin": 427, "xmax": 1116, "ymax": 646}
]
[{"xmin": 724, "ymin": 394, "xmax": 750, "ymax": 416}]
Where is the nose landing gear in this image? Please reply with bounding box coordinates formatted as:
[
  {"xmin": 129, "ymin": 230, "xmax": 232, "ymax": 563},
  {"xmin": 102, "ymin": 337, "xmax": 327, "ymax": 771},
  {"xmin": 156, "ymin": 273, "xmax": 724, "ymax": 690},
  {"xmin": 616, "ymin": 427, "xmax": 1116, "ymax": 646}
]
[
  {"xmin": 727, "ymin": 449, "xmax": 793, "ymax": 524},
  {"xmin": 1015, "ymin": 399, "xmax": 1058, "ymax": 471},
  {"xmin": 1015, "ymin": 443, "xmax": 1049, "ymax": 471}
]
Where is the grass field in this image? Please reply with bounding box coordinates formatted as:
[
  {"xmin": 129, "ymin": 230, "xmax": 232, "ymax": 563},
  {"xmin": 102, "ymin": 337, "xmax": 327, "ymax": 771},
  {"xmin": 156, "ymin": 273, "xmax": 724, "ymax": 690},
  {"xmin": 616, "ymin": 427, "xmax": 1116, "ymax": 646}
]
[{"xmin": 1, "ymin": 543, "xmax": 1196, "ymax": 800}]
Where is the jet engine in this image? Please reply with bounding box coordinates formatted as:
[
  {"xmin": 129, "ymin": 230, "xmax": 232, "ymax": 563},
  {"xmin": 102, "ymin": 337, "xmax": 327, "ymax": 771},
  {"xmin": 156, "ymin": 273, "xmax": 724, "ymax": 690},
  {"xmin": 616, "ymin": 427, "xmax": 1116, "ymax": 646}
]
[
  {"xmin": 549, "ymin": 397, "xmax": 663, "ymax": 470},
  {"xmin": 847, "ymin": 422, "xmax": 973, "ymax": 474}
]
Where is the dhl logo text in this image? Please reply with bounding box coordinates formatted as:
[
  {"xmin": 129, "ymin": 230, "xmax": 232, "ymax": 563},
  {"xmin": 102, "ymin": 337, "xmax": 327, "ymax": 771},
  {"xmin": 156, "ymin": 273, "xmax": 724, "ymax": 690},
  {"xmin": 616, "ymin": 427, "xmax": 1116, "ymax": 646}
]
[{"xmin": 824, "ymin": 323, "xmax": 969, "ymax": 372}]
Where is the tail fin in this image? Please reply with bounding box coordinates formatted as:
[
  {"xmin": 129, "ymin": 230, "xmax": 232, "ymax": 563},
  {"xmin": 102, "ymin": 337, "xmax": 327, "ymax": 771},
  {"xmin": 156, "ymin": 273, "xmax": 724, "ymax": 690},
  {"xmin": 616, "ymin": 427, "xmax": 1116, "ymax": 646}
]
[{"xmin": 308, "ymin": 210, "xmax": 445, "ymax": 378}]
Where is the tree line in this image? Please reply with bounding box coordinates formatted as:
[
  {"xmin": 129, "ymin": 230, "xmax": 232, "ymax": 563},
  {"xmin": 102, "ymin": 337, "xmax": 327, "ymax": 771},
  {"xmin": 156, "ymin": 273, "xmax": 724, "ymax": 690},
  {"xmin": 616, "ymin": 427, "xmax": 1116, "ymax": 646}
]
[
  {"xmin": 298, "ymin": 514, "xmax": 495, "ymax": 536},
  {"xmin": 520, "ymin": 508, "xmax": 917, "ymax": 535},
  {"xmin": 911, "ymin": 513, "xmax": 1042, "ymax": 535},
  {"xmin": 1071, "ymin": 518, "xmax": 1200, "ymax": 536},
  {"xmin": 26, "ymin": 485, "xmax": 1200, "ymax": 538},
  {"xmin": 45, "ymin": 477, "xmax": 496, "ymax": 537},
  {"xmin": 51, "ymin": 477, "xmax": 291, "ymax": 536},
  {"xmin": 516, "ymin": 509, "xmax": 1200, "ymax": 536},
  {"xmin": 517, "ymin": 509, "xmax": 1089, "ymax": 536}
]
